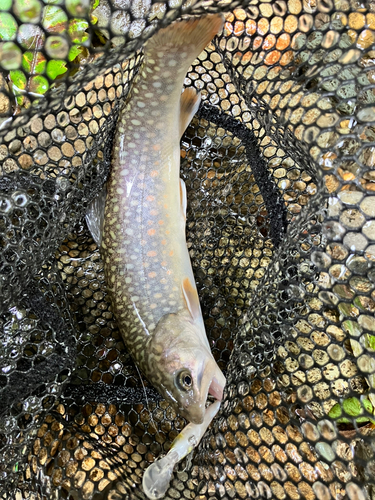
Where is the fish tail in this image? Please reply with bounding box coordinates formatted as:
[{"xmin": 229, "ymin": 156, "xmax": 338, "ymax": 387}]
[{"xmin": 145, "ymin": 14, "xmax": 224, "ymax": 73}]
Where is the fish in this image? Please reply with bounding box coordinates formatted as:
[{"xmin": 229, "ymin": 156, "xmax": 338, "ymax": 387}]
[{"xmin": 87, "ymin": 14, "xmax": 226, "ymax": 425}]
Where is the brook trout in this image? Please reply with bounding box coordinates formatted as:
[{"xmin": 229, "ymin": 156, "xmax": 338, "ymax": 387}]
[{"xmin": 92, "ymin": 15, "xmax": 226, "ymax": 425}]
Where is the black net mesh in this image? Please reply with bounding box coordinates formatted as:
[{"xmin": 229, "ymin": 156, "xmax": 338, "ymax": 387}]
[{"xmin": 1, "ymin": 0, "xmax": 375, "ymax": 498}]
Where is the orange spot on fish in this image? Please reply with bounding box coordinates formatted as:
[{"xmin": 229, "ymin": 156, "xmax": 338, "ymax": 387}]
[
  {"xmin": 148, "ymin": 272, "xmax": 157, "ymax": 278},
  {"xmin": 143, "ymin": 262, "xmax": 149, "ymax": 268},
  {"xmin": 150, "ymin": 209, "xmax": 158, "ymax": 216},
  {"xmin": 141, "ymin": 239, "xmax": 146, "ymax": 246},
  {"xmin": 150, "ymin": 170, "xmax": 159, "ymax": 177},
  {"xmin": 169, "ymin": 250, "xmax": 174, "ymax": 256},
  {"xmin": 161, "ymin": 261, "xmax": 167, "ymax": 266},
  {"xmin": 153, "ymin": 144, "xmax": 161, "ymax": 151},
  {"xmin": 160, "ymin": 278, "xmax": 167, "ymax": 284},
  {"xmin": 164, "ymin": 204, "xmax": 168, "ymax": 209},
  {"xmin": 158, "ymin": 220, "xmax": 164, "ymax": 225},
  {"xmin": 147, "ymin": 195, "xmax": 155, "ymax": 202},
  {"xmin": 165, "ymin": 230, "xmax": 170, "ymax": 235},
  {"xmin": 167, "ymin": 270, "xmax": 172, "ymax": 275},
  {"xmin": 161, "ymin": 239, "xmax": 167, "ymax": 245},
  {"xmin": 147, "ymin": 250, "xmax": 157, "ymax": 257},
  {"xmin": 148, "ymin": 228, "xmax": 156, "ymax": 235}
]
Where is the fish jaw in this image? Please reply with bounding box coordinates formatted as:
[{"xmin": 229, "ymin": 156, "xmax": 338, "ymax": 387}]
[{"xmin": 209, "ymin": 372, "xmax": 226, "ymax": 402}]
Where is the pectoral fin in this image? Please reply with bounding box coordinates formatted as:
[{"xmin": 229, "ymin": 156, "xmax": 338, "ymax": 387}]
[
  {"xmin": 180, "ymin": 178, "xmax": 187, "ymax": 219},
  {"xmin": 85, "ymin": 184, "xmax": 107, "ymax": 247},
  {"xmin": 182, "ymin": 277, "xmax": 201, "ymax": 322},
  {"xmin": 180, "ymin": 88, "xmax": 201, "ymax": 139}
]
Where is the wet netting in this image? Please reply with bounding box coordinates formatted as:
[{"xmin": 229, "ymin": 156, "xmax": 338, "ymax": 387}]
[{"xmin": 0, "ymin": 0, "xmax": 375, "ymax": 498}]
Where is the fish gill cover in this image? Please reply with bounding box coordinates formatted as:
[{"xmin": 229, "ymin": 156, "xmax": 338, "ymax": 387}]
[{"xmin": 0, "ymin": 0, "xmax": 374, "ymax": 499}]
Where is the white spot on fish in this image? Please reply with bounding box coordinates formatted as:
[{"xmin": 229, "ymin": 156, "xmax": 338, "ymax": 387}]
[
  {"xmin": 131, "ymin": 119, "xmax": 141, "ymax": 125},
  {"xmin": 137, "ymin": 102, "xmax": 145, "ymax": 108},
  {"xmin": 116, "ymin": 187, "xmax": 124, "ymax": 194},
  {"xmin": 145, "ymin": 93, "xmax": 153, "ymax": 98},
  {"xmin": 168, "ymin": 60, "xmax": 177, "ymax": 67},
  {"xmin": 125, "ymin": 277, "xmax": 132, "ymax": 284},
  {"xmin": 131, "ymin": 296, "xmax": 139, "ymax": 302},
  {"xmin": 153, "ymin": 82, "xmax": 161, "ymax": 88}
]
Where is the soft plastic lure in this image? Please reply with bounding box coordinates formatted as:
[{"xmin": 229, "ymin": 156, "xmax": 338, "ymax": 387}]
[
  {"xmin": 142, "ymin": 400, "xmax": 221, "ymax": 499},
  {"xmin": 87, "ymin": 15, "xmax": 226, "ymax": 424}
]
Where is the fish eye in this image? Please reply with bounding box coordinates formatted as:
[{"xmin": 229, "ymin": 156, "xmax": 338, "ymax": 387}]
[{"xmin": 176, "ymin": 370, "xmax": 193, "ymax": 391}]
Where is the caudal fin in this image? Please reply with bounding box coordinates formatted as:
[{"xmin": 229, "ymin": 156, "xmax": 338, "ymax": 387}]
[{"xmin": 145, "ymin": 14, "xmax": 224, "ymax": 74}]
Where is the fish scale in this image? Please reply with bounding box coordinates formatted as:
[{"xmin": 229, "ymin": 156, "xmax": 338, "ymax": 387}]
[{"xmin": 100, "ymin": 15, "xmax": 226, "ymax": 425}]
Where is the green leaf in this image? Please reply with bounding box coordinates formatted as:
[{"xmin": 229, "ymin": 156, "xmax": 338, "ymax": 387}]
[
  {"xmin": 91, "ymin": 0, "xmax": 100, "ymax": 10},
  {"xmin": 68, "ymin": 18, "xmax": 89, "ymax": 44},
  {"xmin": 22, "ymin": 51, "xmax": 46, "ymax": 74},
  {"xmin": 356, "ymin": 416, "xmax": 375, "ymax": 425},
  {"xmin": 46, "ymin": 59, "xmax": 67, "ymax": 79},
  {"xmin": 0, "ymin": 0, "xmax": 12, "ymax": 10},
  {"xmin": 0, "ymin": 12, "xmax": 18, "ymax": 41},
  {"xmin": 66, "ymin": 0, "xmax": 90, "ymax": 17},
  {"xmin": 42, "ymin": 5, "xmax": 68, "ymax": 33},
  {"xmin": 328, "ymin": 403, "xmax": 342, "ymax": 419},
  {"xmin": 362, "ymin": 397, "xmax": 373, "ymax": 414},
  {"xmin": 342, "ymin": 320, "xmax": 362, "ymax": 337},
  {"xmin": 9, "ymin": 70, "xmax": 27, "ymax": 91},
  {"xmin": 367, "ymin": 335, "xmax": 375, "ymax": 351},
  {"xmin": 29, "ymin": 75, "xmax": 49, "ymax": 94},
  {"xmin": 343, "ymin": 397, "xmax": 362, "ymax": 417},
  {"xmin": 14, "ymin": 0, "xmax": 42, "ymax": 24},
  {"xmin": 44, "ymin": 35, "xmax": 69, "ymax": 59},
  {"xmin": 68, "ymin": 44, "xmax": 82, "ymax": 61},
  {"xmin": 0, "ymin": 42, "xmax": 22, "ymax": 70},
  {"xmin": 336, "ymin": 417, "xmax": 350, "ymax": 424},
  {"xmin": 42, "ymin": 0, "xmax": 63, "ymax": 5}
]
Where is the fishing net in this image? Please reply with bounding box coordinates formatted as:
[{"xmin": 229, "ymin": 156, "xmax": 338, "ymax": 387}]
[{"xmin": 0, "ymin": 0, "xmax": 374, "ymax": 498}]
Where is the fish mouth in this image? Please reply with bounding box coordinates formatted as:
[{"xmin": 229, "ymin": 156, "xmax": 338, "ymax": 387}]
[{"xmin": 208, "ymin": 375, "xmax": 225, "ymax": 402}]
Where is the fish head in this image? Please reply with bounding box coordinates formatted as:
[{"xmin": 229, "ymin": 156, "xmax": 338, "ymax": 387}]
[{"xmin": 147, "ymin": 309, "xmax": 226, "ymax": 425}]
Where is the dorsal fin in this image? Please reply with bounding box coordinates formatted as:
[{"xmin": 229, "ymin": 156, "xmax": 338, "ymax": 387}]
[
  {"xmin": 182, "ymin": 277, "xmax": 201, "ymax": 322},
  {"xmin": 180, "ymin": 88, "xmax": 201, "ymax": 138}
]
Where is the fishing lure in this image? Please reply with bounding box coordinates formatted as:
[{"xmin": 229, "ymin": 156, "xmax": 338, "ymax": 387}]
[{"xmin": 87, "ymin": 14, "xmax": 226, "ymax": 424}]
